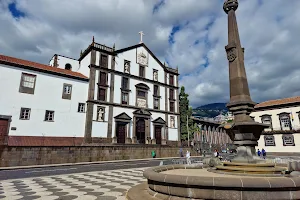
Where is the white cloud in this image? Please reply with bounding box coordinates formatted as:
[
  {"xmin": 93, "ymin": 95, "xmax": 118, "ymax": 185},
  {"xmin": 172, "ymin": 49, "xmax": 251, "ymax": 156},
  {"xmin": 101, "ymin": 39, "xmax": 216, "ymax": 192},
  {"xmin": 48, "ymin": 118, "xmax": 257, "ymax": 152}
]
[{"xmin": 1, "ymin": 0, "xmax": 300, "ymax": 108}]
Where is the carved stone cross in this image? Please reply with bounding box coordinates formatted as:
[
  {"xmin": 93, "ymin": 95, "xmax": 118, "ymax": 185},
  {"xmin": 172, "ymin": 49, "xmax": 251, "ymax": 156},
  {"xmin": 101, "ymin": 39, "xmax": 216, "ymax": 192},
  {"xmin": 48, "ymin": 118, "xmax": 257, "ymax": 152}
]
[{"xmin": 139, "ymin": 31, "xmax": 145, "ymax": 44}]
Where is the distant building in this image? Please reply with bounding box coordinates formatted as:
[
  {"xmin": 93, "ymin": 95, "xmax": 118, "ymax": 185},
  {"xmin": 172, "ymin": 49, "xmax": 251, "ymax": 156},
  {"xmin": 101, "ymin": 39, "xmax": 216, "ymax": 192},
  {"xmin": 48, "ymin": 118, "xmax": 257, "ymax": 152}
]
[
  {"xmin": 0, "ymin": 37, "xmax": 180, "ymax": 146},
  {"xmin": 250, "ymin": 96, "xmax": 300, "ymax": 153}
]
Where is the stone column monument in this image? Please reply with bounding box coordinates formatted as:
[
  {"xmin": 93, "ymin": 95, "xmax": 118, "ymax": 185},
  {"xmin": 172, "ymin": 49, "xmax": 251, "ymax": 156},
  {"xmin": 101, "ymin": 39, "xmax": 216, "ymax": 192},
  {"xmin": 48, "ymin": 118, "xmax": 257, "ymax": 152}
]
[{"xmin": 222, "ymin": 0, "xmax": 268, "ymax": 163}]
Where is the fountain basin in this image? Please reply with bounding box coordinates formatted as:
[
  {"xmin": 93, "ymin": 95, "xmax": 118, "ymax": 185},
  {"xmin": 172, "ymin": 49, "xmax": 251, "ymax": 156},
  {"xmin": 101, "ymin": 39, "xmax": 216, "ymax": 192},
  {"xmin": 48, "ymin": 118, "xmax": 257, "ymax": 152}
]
[{"xmin": 127, "ymin": 164, "xmax": 300, "ymax": 200}]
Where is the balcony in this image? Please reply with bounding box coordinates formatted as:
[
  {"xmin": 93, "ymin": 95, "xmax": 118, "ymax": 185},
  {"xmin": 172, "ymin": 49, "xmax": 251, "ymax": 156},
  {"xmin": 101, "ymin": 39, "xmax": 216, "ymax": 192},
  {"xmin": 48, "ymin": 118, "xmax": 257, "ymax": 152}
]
[
  {"xmin": 262, "ymin": 126, "xmax": 300, "ymax": 135},
  {"xmin": 93, "ymin": 43, "xmax": 114, "ymax": 52}
]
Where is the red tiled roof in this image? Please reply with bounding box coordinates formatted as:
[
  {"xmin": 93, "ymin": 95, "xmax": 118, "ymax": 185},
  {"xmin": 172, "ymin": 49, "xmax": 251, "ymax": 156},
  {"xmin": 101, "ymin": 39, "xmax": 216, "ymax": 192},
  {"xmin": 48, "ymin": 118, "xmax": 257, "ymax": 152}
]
[
  {"xmin": 255, "ymin": 96, "xmax": 300, "ymax": 108},
  {"xmin": 8, "ymin": 136, "xmax": 84, "ymax": 146},
  {"xmin": 0, "ymin": 54, "xmax": 88, "ymax": 79}
]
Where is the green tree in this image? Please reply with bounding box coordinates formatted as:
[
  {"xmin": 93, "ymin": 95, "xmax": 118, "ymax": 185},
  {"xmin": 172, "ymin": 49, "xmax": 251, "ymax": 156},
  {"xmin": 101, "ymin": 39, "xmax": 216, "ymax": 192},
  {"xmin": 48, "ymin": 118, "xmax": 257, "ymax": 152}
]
[{"xmin": 179, "ymin": 86, "xmax": 194, "ymax": 140}]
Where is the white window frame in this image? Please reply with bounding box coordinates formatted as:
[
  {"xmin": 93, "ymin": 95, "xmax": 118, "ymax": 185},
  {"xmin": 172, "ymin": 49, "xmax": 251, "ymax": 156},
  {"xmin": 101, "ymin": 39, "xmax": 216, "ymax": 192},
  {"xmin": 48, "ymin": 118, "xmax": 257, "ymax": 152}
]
[{"xmin": 22, "ymin": 74, "xmax": 36, "ymax": 88}]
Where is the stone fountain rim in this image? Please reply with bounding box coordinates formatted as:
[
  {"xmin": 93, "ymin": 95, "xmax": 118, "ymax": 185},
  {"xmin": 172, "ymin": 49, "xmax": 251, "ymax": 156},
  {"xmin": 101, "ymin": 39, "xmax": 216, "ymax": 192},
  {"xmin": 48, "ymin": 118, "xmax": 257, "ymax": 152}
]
[{"xmin": 144, "ymin": 164, "xmax": 300, "ymax": 190}]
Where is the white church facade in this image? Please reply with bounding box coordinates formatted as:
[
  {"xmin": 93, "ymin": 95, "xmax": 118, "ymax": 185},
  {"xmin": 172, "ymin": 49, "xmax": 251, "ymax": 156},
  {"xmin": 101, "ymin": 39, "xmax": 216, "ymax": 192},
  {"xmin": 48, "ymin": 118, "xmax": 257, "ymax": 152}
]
[{"xmin": 0, "ymin": 37, "xmax": 180, "ymax": 146}]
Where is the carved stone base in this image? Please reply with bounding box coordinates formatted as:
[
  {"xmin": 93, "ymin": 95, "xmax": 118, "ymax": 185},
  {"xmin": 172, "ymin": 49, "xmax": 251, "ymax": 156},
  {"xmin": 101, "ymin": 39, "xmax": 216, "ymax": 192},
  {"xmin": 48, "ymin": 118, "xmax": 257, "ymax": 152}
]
[
  {"xmin": 151, "ymin": 139, "xmax": 156, "ymax": 145},
  {"xmin": 132, "ymin": 137, "xmax": 137, "ymax": 144},
  {"xmin": 112, "ymin": 137, "xmax": 117, "ymax": 144},
  {"xmin": 146, "ymin": 137, "xmax": 151, "ymax": 144},
  {"xmin": 161, "ymin": 139, "xmax": 167, "ymax": 145},
  {"xmin": 125, "ymin": 138, "xmax": 132, "ymax": 144}
]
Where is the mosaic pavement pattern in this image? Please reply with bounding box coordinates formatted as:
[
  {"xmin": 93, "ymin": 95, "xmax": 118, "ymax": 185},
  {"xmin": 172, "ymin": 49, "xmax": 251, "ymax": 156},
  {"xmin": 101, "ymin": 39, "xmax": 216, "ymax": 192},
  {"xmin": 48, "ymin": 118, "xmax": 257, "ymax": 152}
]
[{"xmin": 0, "ymin": 167, "xmax": 148, "ymax": 200}]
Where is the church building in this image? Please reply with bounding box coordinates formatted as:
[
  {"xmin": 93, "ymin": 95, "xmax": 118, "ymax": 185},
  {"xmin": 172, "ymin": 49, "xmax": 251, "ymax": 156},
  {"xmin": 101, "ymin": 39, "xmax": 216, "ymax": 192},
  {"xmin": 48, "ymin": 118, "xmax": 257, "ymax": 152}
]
[{"xmin": 0, "ymin": 35, "xmax": 180, "ymax": 146}]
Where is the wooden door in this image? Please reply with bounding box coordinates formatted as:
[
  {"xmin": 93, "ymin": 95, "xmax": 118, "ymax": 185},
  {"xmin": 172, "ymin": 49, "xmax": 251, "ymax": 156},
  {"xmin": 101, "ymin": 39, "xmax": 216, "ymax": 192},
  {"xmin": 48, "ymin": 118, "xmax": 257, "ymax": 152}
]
[
  {"xmin": 136, "ymin": 119, "xmax": 145, "ymax": 144},
  {"xmin": 116, "ymin": 124, "xmax": 126, "ymax": 144},
  {"xmin": 0, "ymin": 119, "xmax": 8, "ymax": 145},
  {"xmin": 155, "ymin": 126, "xmax": 162, "ymax": 144}
]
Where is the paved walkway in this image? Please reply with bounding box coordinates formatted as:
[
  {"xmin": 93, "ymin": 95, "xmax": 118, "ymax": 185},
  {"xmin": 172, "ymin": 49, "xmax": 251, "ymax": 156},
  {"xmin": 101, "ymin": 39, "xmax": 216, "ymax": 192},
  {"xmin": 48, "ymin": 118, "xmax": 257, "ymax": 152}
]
[{"xmin": 0, "ymin": 167, "xmax": 148, "ymax": 200}]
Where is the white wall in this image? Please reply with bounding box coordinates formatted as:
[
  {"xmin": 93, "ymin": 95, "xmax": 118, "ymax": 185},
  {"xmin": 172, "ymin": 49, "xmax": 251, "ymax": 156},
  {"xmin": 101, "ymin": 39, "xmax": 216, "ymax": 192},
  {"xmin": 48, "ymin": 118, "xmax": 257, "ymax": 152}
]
[
  {"xmin": 250, "ymin": 106, "xmax": 300, "ymax": 130},
  {"xmin": 251, "ymin": 106, "xmax": 300, "ymax": 152},
  {"xmin": 49, "ymin": 55, "xmax": 80, "ymax": 71},
  {"xmin": 168, "ymin": 114, "xmax": 179, "ymax": 141},
  {"xmin": 115, "ymin": 46, "xmax": 165, "ymax": 82},
  {"xmin": 78, "ymin": 52, "xmax": 91, "ymax": 78},
  {"xmin": 0, "ymin": 64, "xmax": 88, "ymax": 137},
  {"xmin": 256, "ymin": 134, "xmax": 300, "ymax": 153},
  {"xmin": 91, "ymin": 104, "xmax": 109, "ymax": 137}
]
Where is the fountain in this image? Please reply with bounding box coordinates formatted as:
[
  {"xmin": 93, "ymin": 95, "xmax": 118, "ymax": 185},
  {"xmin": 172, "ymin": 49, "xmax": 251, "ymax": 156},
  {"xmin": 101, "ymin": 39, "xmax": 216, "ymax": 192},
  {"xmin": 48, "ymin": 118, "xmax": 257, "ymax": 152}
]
[{"xmin": 126, "ymin": 1, "xmax": 300, "ymax": 199}]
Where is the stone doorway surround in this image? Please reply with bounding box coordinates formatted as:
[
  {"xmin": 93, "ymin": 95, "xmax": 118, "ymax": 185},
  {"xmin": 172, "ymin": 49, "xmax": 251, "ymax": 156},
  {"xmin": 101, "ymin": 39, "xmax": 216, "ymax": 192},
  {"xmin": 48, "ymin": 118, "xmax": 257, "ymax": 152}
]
[
  {"xmin": 132, "ymin": 109, "xmax": 151, "ymax": 144},
  {"xmin": 0, "ymin": 115, "xmax": 11, "ymax": 146},
  {"xmin": 152, "ymin": 117, "xmax": 167, "ymax": 145},
  {"xmin": 113, "ymin": 112, "xmax": 132, "ymax": 144}
]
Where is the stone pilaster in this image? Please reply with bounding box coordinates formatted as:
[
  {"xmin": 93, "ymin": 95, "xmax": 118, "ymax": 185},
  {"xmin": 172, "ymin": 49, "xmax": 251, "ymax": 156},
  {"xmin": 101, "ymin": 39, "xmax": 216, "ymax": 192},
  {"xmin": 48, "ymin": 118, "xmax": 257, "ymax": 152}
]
[
  {"xmin": 107, "ymin": 53, "xmax": 115, "ymax": 139},
  {"xmin": 164, "ymin": 71, "xmax": 169, "ymax": 141},
  {"xmin": 132, "ymin": 117, "xmax": 137, "ymax": 144},
  {"xmin": 126, "ymin": 123, "xmax": 132, "ymax": 144},
  {"xmin": 145, "ymin": 119, "xmax": 151, "ymax": 144},
  {"xmin": 176, "ymin": 73, "xmax": 181, "ymax": 146},
  {"xmin": 84, "ymin": 49, "xmax": 97, "ymax": 143}
]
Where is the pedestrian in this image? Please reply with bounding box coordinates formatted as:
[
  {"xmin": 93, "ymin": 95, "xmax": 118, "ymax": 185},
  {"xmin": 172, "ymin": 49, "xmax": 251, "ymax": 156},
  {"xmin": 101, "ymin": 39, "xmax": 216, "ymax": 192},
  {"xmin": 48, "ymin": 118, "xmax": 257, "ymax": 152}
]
[
  {"xmin": 186, "ymin": 150, "xmax": 191, "ymax": 165},
  {"xmin": 151, "ymin": 150, "xmax": 156, "ymax": 158},
  {"xmin": 262, "ymin": 148, "xmax": 266, "ymax": 159},
  {"xmin": 179, "ymin": 147, "xmax": 183, "ymax": 157},
  {"xmin": 257, "ymin": 149, "xmax": 261, "ymax": 157},
  {"xmin": 214, "ymin": 149, "xmax": 219, "ymax": 158}
]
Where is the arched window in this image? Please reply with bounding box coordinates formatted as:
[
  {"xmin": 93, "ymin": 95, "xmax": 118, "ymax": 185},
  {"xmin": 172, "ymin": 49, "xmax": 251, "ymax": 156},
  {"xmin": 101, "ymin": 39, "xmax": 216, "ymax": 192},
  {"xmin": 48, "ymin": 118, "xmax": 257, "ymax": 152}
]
[
  {"xmin": 65, "ymin": 63, "xmax": 72, "ymax": 70},
  {"xmin": 260, "ymin": 115, "xmax": 272, "ymax": 131},
  {"xmin": 278, "ymin": 113, "xmax": 292, "ymax": 131}
]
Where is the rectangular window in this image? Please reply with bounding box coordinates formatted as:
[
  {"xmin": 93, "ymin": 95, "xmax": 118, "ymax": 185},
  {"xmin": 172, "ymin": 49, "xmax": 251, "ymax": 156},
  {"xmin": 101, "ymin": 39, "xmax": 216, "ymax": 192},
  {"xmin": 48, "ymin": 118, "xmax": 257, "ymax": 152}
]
[
  {"xmin": 154, "ymin": 98, "xmax": 159, "ymax": 109},
  {"xmin": 122, "ymin": 92, "xmax": 128, "ymax": 105},
  {"xmin": 154, "ymin": 85, "xmax": 159, "ymax": 96},
  {"xmin": 264, "ymin": 135, "xmax": 275, "ymax": 146},
  {"xmin": 282, "ymin": 135, "xmax": 295, "ymax": 146},
  {"xmin": 169, "ymin": 89, "xmax": 174, "ymax": 100},
  {"xmin": 139, "ymin": 65, "xmax": 145, "ymax": 77},
  {"xmin": 78, "ymin": 103, "xmax": 85, "ymax": 113},
  {"xmin": 99, "ymin": 88, "xmax": 106, "ymax": 101},
  {"xmin": 100, "ymin": 54, "xmax": 108, "ymax": 68},
  {"xmin": 62, "ymin": 83, "xmax": 72, "ymax": 100},
  {"xmin": 169, "ymin": 75, "xmax": 174, "ymax": 85},
  {"xmin": 122, "ymin": 77, "xmax": 129, "ymax": 89},
  {"xmin": 137, "ymin": 90, "xmax": 146, "ymax": 97},
  {"xmin": 20, "ymin": 108, "xmax": 31, "ymax": 120},
  {"xmin": 19, "ymin": 73, "xmax": 36, "ymax": 94},
  {"xmin": 99, "ymin": 72, "xmax": 107, "ymax": 86},
  {"xmin": 44, "ymin": 110, "xmax": 54, "ymax": 121},
  {"xmin": 170, "ymin": 101, "xmax": 175, "ymax": 112}
]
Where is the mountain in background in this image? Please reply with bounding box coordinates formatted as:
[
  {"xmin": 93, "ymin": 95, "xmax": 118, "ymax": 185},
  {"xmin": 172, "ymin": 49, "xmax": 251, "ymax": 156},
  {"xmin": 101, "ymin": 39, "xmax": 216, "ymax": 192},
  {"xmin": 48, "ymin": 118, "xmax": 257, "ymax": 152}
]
[{"xmin": 192, "ymin": 103, "xmax": 228, "ymax": 118}]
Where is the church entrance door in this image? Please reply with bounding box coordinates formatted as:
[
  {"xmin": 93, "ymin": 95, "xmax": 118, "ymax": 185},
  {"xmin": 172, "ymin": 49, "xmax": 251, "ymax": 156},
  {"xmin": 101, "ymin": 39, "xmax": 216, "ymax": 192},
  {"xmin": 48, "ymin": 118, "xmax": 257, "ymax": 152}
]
[
  {"xmin": 155, "ymin": 126, "xmax": 162, "ymax": 145},
  {"xmin": 0, "ymin": 119, "xmax": 9, "ymax": 145},
  {"xmin": 136, "ymin": 118, "xmax": 145, "ymax": 144},
  {"xmin": 116, "ymin": 123, "xmax": 126, "ymax": 144}
]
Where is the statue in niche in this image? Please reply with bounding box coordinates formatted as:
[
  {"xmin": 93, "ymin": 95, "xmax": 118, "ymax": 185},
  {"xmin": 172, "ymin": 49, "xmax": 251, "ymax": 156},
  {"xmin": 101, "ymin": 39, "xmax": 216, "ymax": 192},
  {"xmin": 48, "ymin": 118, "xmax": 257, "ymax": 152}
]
[
  {"xmin": 137, "ymin": 51, "xmax": 148, "ymax": 66},
  {"xmin": 124, "ymin": 61, "xmax": 130, "ymax": 73},
  {"xmin": 170, "ymin": 117, "xmax": 175, "ymax": 128},
  {"xmin": 153, "ymin": 70, "xmax": 158, "ymax": 81},
  {"xmin": 97, "ymin": 107, "xmax": 105, "ymax": 121}
]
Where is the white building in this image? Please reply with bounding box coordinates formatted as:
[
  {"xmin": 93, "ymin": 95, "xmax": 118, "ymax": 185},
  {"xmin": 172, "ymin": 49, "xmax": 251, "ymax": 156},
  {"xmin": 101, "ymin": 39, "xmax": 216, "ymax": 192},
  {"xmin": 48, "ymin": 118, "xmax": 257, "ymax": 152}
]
[
  {"xmin": 250, "ymin": 96, "xmax": 300, "ymax": 153},
  {"xmin": 0, "ymin": 38, "xmax": 180, "ymax": 146}
]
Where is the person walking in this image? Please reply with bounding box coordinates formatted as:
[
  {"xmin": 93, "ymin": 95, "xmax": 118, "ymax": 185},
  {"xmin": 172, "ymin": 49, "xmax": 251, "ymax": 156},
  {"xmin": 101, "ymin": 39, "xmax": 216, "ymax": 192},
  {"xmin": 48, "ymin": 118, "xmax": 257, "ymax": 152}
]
[
  {"xmin": 257, "ymin": 149, "xmax": 261, "ymax": 157},
  {"xmin": 214, "ymin": 149, "xmax": 219, "ymax": 158},
  {"xmin": 179, "ymin": 147, "xmax": 183, "ymax": 157},
  {"xmin": 186, "ymin": 150, "xmax": 191, "ymax": 165},
  {"xmin": 262, "ymin": 148, "xmax": 266, "ymax": 159},
  {"xmin": 151, "ymin": 150, "xmax": 156, "ymax": 158}
]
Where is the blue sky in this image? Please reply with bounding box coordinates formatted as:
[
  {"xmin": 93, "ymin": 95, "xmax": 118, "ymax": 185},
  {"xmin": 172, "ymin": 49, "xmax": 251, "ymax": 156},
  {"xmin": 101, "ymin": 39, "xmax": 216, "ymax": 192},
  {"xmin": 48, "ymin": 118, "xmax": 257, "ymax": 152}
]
[{"xmin": 2, "ymin": 0, "xmax": 300, "ymax": 107}]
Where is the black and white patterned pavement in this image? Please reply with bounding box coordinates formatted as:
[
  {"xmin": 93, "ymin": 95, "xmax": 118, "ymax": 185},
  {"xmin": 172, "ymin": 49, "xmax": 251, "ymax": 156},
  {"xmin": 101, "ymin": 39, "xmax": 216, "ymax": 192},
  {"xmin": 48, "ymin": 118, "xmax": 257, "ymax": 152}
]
[{"xmin": 0, "ymin": 167, "xmax": 147, "ymax": 200}]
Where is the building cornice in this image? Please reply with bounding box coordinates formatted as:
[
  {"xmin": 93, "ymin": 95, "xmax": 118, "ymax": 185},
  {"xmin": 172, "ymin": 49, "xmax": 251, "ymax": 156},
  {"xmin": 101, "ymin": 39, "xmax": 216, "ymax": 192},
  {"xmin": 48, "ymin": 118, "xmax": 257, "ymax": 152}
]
[{"xmin": 88, "ymin": 99, "xmax": 180, "ymax": 116}]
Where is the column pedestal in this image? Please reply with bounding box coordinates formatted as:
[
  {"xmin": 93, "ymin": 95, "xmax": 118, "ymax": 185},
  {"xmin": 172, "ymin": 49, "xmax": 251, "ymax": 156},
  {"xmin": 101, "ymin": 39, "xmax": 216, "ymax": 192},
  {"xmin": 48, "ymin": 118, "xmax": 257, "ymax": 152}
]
[
  {"xmin": 151, "ymin": 139, "xmax": 156, "ymax": 144},
  {"xmin": 126, "ymin": 138, "xmax": 132, "ymax": 144},
  {"xmin": 112, "ymin": 137, "xmax": 117, "ymax": 144}
]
